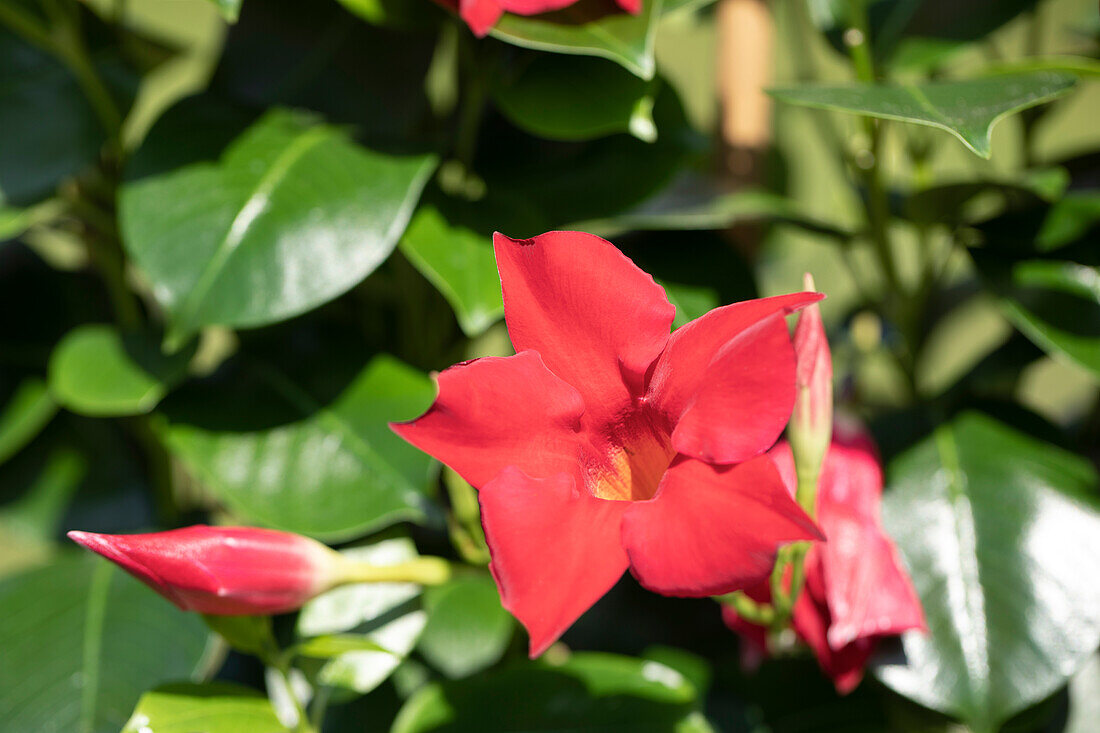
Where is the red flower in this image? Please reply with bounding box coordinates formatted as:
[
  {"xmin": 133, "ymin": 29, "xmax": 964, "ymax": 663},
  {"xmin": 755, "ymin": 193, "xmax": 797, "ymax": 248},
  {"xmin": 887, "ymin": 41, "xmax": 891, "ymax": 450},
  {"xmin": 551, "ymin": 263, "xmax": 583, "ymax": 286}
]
[
  {"xmin": 441, "ymin": 0, "xmax": 642, "ymax": 38},
  {"xmin": 723, "ymin": 425, "xmax": 927, "ymax": 693},
  {"xmin": 393, "ymin": 231, "xmax": 824, "ymax": 656},
  {"xmin": 68, "ymin": 526, "xmax": 344, "ymax": 615}
]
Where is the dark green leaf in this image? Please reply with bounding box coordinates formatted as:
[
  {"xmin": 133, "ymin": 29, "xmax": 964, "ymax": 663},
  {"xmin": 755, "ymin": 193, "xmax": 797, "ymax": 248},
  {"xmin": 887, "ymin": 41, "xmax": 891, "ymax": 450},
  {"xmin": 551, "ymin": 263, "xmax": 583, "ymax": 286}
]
[
  {"xmin": 202, "ymin": 614, "xmax": 275, "ymax": 657},
  {"xmin": 0, "ymin": 378, "xmax": 57, "ymax": 465},
  {"xmin": 877, "ymin": 412, "xmax": 1100, "ymax": 732},
  {"xmin": 48, "ymin": 325, "xmax": 196, "ymax": 417},
  {"xmin": 574, "ymin": 174, "xmax": 852, "ymax": 239},
  {"xmin": 492, "ymin": 54, "xmax": 657, "ymax": 141},
  {"xmin": 769, "ymin": 73, "xmax": 1076, "ymax": 158},
  {"xmin": 0, "ymin": 555, "xmax": 213, "ymax": 733},
  {"xmin": 399, "ymin": 206, "xmax": 503, "ymax": 337},
  {"xmin": 119, "ymin": 109, "xmax": 436, "ymax": 346},
  {"xmin": 161, "ymin": 355, "xmax": 437, "ymax": 540},
  {"xmin": 1034, "ymin": 191, "xmax": 1100, "ymax": 252},
  {"xmin": 392, "ymin": 652, "xmax": 711, "ymax": 732},
  {"xmin": 122, "ymin": 683, "xmax": 288, "ymax": 733},
  {"xmin": 418, "ymin": 573, "xmax": 513, "ymax": 679},
  {"xmin": 972, "ymin": 246, "xmax": 1100, "ymax": 379}
]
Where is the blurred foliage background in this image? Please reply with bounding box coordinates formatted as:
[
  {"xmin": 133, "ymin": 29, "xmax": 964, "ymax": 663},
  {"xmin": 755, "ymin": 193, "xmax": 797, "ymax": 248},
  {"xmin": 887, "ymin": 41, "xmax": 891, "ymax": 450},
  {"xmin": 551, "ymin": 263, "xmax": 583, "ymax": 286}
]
[{"xmin": 1, "ymin": 0, "xmax": 1099, "ymax": 731}]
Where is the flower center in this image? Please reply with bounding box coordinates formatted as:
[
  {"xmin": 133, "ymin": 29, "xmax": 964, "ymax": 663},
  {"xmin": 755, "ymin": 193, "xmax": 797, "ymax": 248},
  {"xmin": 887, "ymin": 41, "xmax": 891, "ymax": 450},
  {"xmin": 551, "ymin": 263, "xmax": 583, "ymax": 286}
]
[{"xmin": 585, "ymin": 405, "xmax": 676, "ymax": 502}]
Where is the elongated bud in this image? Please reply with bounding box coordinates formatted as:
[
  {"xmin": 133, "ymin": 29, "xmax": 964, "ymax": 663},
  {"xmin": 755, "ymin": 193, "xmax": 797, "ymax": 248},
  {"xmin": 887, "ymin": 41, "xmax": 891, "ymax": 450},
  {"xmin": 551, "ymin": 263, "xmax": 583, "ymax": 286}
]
[
  {"xmin": 68, "ymin": 526, "xmax": 345, "ymax": 615},
  {"xmin": 788, "ymin": 273, "xmax": 832, "ymax": 511}
]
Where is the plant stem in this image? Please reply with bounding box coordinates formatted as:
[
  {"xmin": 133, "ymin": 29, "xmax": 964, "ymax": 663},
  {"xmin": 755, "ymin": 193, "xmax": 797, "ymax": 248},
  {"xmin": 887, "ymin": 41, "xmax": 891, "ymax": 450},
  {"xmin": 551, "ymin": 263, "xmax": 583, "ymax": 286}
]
[
  {"xmin": 721, "ymin": 591, "xmax": 776, "ymax": 625},
  {"xmin": 336, "ymin": 556, "xmax": 453, "ymax": 586}
]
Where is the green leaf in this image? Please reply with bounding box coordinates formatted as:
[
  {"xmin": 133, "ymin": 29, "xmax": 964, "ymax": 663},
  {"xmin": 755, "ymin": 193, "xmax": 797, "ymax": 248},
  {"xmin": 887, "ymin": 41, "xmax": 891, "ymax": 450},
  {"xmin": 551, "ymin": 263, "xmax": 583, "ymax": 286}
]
[
  {"xmin": 574, "ymin": 174, "xmax": 852, "ymax": 239},
  {"xmin": 392, "ymin": 652, "xmax": 711, "ymax": 733},
  {"xmin": 877, "ymin": 412, "xmax": 1100, "ymax": 732},
  {"xmin": 161, "ymin": 354, "xmax": 437, "ymax": 541},
  {"xmin": 202, "ymin": 614, "xmax": 275, "ymax": 657},
  {"xmin": 971, "ymin": 248, "xmax": 1100, "ymax": 379},
  {"xmin": 1034, "ymin": 191, "xmax": 1100, "ymax": 252},
  {"xmin": 399, "ymin": 206, "xmax": 503, "ymax": 337},
  {"xmin": 122, "ymin": 683, "xmax": 288, "ymax": 733},
  {"xmin": 490, "ymin": 0, "xmax": 668, "ymax": 80},
  {"xmin": 418, "ymin": 573, "xmax": 513, "ymax": 679},
  {"xmin": 48, "ymin": 325, "xmax": 196, "ymax": 417},
  {"xmin": 769, "ymin": 73, "xmax": 1076, "ymax": 158},
  {"xmin": 204, "ymin": 0, "xmax": 242, "ymax": 23},
  {"xmin": 119, "ymin": 109, "xmax": 437, "ymax": 346},
  {"xmin": 0, "ymin": 555, "xmax": 213, "ymax": 733},
  {"xmin": 298, "ymin": 538, "xmax": 427, "ymax": 694},
  {"xmin": 0, "ymin": 26, "xmax": 104, "ymax": 205},
  {"xmin": 0, "ymin": 378, "xmax": 57, "ymax": 465},
  {"xmin": 492, "ymin": 54, "xmax": 657, "ymax": 141}
]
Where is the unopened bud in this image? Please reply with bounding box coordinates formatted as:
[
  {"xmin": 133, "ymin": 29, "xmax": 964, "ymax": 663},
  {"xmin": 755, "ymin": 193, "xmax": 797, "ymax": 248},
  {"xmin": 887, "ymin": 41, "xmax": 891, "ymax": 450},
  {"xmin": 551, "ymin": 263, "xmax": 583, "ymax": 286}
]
[
  {"xmin": 68, "ymin": 525, "xmax": 345, "ymax": 615},
  {"xmin": 788, "ymin": 273, "xmax": 833, "ymax": 508}
]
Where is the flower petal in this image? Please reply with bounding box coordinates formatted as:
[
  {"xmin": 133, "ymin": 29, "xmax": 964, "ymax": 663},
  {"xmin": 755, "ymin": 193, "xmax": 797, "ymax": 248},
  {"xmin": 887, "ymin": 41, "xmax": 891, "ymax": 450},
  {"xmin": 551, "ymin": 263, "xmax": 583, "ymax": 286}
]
[
  {"xmin": 494, "ymin": 232, "xmax": 675, "ymax": 428},
  {"xmin": 792, "ymin": 580, "xmax": 876, "ymax": 695},
  {"xmin": 615, "ymin": 0, "xmax": 642, "ymax": 13},
  {"xmin": 815, "ymin": 439, "xmax": 926, "ymax": 648},
  {"xmin": 480, "ymin": 467, "xmax": 629, "ymax": 656},
  {"xmin": 391, "ymin": 351, "xmax": 584, "ymax": 488},
  {"xmin": 500, "ymin": 0, "xmax": 581, "ymax": 13},
  {"xmin": 459, "ymin": 0, "xmax": 503, "ymax": 36},
  {"xmin": 622, "ymin": 455, "xmax": 822, "ymax": 597},
  {"xmin": 648, "ymin": 292, "xmax": 822, "ymax": 417},
  {"xmin": 667, "ymin": 312, "xmax": 798, "ymax": 464}
]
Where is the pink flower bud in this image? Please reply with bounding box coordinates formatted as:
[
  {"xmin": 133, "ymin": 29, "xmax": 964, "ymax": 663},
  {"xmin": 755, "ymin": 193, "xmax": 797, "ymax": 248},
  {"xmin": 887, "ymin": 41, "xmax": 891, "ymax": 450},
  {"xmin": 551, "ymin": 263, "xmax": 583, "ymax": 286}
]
[
  {"xmin": 67, "ymin": 525, "xmax": 343, "ymax": 615},
  {"xmin": 788, "ymin": 273, "xmax": 832, "ymax": 486}
]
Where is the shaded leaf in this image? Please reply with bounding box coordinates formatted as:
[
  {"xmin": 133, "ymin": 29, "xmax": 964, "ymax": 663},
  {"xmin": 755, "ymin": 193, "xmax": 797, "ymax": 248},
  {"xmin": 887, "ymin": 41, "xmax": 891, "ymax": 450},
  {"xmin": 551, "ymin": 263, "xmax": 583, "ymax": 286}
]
[
  {"xmin": 48, "ymin": 325, "xmax": 196, "ymax": 417},
  {"xmin": 392, "ymin": 652, "xmax": 711, "ymax": 733},
  {"xmin": 399, "ymin": 206, "xmax": 503, "ymax": 338},
  {"xmin": 0, "ymin": 555, "xmax": 213, "ymax": 733},
  {"xmin": 0, "ymin": 378, "xmax": 57, "ymax": 465},
  {"xmin": 769, "ymin": 73, "xmax": 1076, "ymax": 158},
  {"xmin": 492, "ymin": 54, "xmax": 656, "ymax": 142},
  {"xmin": 877, "ymin": 412, "xmax": 1100, "ymax": 732},
  {"xmin": 418, "ymin": 573, "xmax": 513, "ymax": 679},
  {"xmin": 161, "ymin": 355, "xmax": 437, "ymax": 541},
  {"xmin": 119, "ymin": 109, "xmax": 436, "ymax": 345},
  {"xmin": 122, "ymin": 683, "xmax": 287, "ymax": 733},
  {"xmin": 205, "ymin": 0, "xmax": 242, "ymax": 22}
]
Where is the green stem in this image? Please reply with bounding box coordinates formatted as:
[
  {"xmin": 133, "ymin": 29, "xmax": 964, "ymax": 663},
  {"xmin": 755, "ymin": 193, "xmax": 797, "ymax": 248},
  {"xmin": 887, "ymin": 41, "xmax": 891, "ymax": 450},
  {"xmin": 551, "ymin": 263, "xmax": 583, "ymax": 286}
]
[
  {"xmin": 275, "ymin": 659, "xmax": 316, "ymax": 733},
  {"xmin": 720, "ymin": 591, "xmax": 776, "ymax": 626},
  {"xmin": 335, "ymin": 556, "xmax": 453, "ymax": 586},
  {"xmin": 0, "ymin": 0, "xmax": 53, "ymax": 47}
]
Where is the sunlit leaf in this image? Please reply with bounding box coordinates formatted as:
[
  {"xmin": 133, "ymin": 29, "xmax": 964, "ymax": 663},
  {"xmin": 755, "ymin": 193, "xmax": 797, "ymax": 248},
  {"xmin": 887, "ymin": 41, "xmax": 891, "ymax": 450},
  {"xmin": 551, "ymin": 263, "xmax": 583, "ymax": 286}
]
[{"xmin": 122, "ymin": 683, "xmax": 288, "ymax": 733}]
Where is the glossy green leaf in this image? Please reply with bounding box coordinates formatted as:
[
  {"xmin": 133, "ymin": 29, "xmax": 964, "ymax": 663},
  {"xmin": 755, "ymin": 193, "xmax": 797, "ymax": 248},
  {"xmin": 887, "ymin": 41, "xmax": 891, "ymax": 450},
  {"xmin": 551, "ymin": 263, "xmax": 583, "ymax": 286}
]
[
  {"xmin": 492, "ymin": 54, "xmax": 656, "ymax": 142},
  {"xmin": 418, "ymin": 573, "xmax": 513, "ymax": 679},
  {"xmin": 119, "ymin": 109, "xmax": 436, "ymax": 345},
  {"xmin": 294, "ymin": 634, "xmax": 393, "ymax": 658},
  {"xmin": 399, "ymin": 206, "xmax": 503, "ymax": 337},
  {"xmin": 298, "ymin": 539, "xmax": 427, "ymax": 694},
  {"xmin": 122, "ymin": 683, "xmax": 287, "ymax": 733},
  {"xmin": 48, "ymin": 325, "xmax": 196, "ymax": 417},
  {"xmin": 204, "ymin": 0, "xmax": 242, "ymax": 22},
  {"xmin": 1034, "ymin": 191, "xmax": 1100, "ymax": 252},
  {"xmin": 161, "ymin": 354, "xmax": 436, "ymax": 540},
  {"xmin": 0, "ymin": 378, "xmax": 57, "ymax": 465},
  {"xmin": 489, "ymin": 0, "xmax": 708, "ymax": 80},
  {"xmin": 0, "ymin": 555, "xmax": 213, "ymax": 733},
  {"xmin": 393, "ymin": 652, "xmax": 711, "ymax": 733},
  {"xmin": 877, "ymin": 412, "xmax": 1100, "ymax": 732},
  {"xmin": 769, "ymin": 73, "xmax": 1076, "ymax": 158}
]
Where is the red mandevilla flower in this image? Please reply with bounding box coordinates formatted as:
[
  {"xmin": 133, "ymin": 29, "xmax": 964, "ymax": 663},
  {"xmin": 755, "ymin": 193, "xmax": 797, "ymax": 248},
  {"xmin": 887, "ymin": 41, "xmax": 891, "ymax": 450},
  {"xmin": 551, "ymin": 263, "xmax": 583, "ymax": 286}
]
[
  {"xmin": 724, "ymin": 426, "xmax": 927, "ymax": 693},
  {"xmin": 393, "ymin": 231, "xmax": 825, "ymax": 656},
  {"xmin": 68, "ymin": 526, "xmax": 344, "ymax": 615},
  {"xmin": 441, "ymin": 0, "xmax": 641, "ymax": 38}
]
